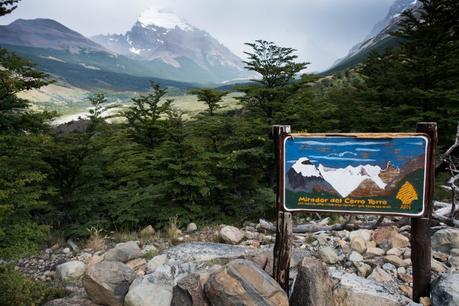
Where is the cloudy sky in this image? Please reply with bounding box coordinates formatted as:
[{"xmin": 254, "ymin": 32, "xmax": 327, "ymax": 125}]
[{"xmin": 0, "ymin": 0, "xmax": 395, "ymax": 71}]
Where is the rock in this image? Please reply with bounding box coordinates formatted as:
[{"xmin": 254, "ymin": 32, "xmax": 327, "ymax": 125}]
[
  {"xmin": 451, "ymin": 248, "xmax": 459, "ymax": 256},
  {"xmin": 354, "ymin": 262, "xmax": 372, "ymax": 278},
  {"xmin": 86, "ymin": 255, "xmax": 104, "ymax": 271},
  {"xmin": 63, "ymin": 247, "xmax": 71, "ymax": 254},
  {"xmin": 171, "ymin": 273, "xmax": 210, "ymax": 306},
  {"xmin": 392, "ymin": 233, "xmax": 410, "ymax": 249},
  {"xmin": 186, "ymin": 223, "xmax": 198, "ymax": 233},
  {"xmin": 366, "ymin": 247, "xmax": 385, "ymax": 258},
  {"xmin": 140, "ymin": 225, "xmax": 155, "ymax": 237},
  {"xmin": 290, "ymin": 257, "xmax": 333, "ymax": 306},
  {"xmin": 56, "ymin": 260, "xmax": 86, "ymax": 281},
  {"xmin": 372, "ymin": 227, "xmax": 397, "ymax": 250},
  {"xmin": 368, "ymin": 266, "xmax": 393, "ymax": 283},
  {"xmin": 141, "ymin": 245, "xmax": 158, "ymax": 255},
  {"xmin": 419, "ymin": 297, "xmax": 431, "ymax": 306},
  {"xmin": 104, "ymin": 241, "xmax": 142, "ymax": 263},
  {"xmin": 147, "ymin": 254, "xmax": 168, "ymax": 273},
  {"xmin": 350, "ymin": 229, "xmax": 373, "ymax": 242},
  {"xmin": 318, "ymin": 247, "xmax": 340, "ymax": 264},
  {"xmin": 383, "ymin": 263, "xmax": 397, "ymax": 272},
  {"xmin": 164, "ymin": 242, "xmax": 255, "ymax": 263},
  {"xmin": 400, "ymin": 284, "xmax": 412, "ymax": 298},
  {"xmin": 431, "ymin": 258, "xmax": 447, "ymax": 273},
  {"xmin": 127, "ymin": 258, "xmax": 147, "ymax": 274},
  {"xmin": 432, "ymin": 228, "xmax": 459, "ymax": 252},
  {"xmin": 398, "ymin": 272, "xmax": 413, "ymax": 283},
  {"xmin": 43, "ymin": 297, "xmax": 99, "ymax": 306},
  {"xmin": 387, "ymin": 248, "xmax": 404, "ymax": 256},
  {"xmin": 349, "ymin": 251, "xmax": 364, "ymax": 262},
  {"xmin": 351, "ymin": 237, "xmax": 367, "ymax": 254},
  {"xmin": 125, "ymin": 274, "xmax": 173, "ymax": 306},
  {"xmin": 385, "ymin": 255, "xmax": 408, "ymax": 267},
  {"xmin": 219, "ymin": 226, "xmax": 244, "ymax": 244},
  {"xmin": 205, "ymin": 259, "xmax": 288, "ymax": 306},
  {"xmin": 331, "ymin": 270, "xmax": 409, "ymax": 306},
  {"xmin": 366, "ymin": 240, "xmax": 377, "ymax": 249},
  {"xmin": 83, "ymin": 261, "xmax": 136, "ymax": 306},
  {"xmin": 431, "ymin": 272, "xmax": 459, "ymax": 306},
  {"xmin": 449, "ymin": 256, "xmax": 459, "ymax": 270}
]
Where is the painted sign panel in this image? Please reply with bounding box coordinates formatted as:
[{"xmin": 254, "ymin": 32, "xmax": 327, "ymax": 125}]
[{"xmin": 283, "ymin": 134, "xmax": 429, "ymax": 216}]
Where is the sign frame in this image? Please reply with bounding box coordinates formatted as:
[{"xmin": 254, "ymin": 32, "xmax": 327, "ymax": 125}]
[
  {"xmin": 280, "ymin": 133, "xmax": 431, "ymax": 218},
  {"xmin": 271, "ymin": 124, "xmax": 437, "ymax": 303}
]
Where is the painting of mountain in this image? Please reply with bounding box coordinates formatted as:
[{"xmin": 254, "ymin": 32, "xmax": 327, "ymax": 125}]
[{"xmin": 283, "ymin": 135, "xmax": 429, "ymax": 216}]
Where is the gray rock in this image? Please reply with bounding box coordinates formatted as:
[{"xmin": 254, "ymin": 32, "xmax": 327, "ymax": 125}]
[
  {"xmin": 83, "ymin": 261, "xmax": 136, "ymax": 306},
  {"xmin": 205, "ymin": 259, "xmax": 288, "ymax": 306},
  {"xmin": 164, "ymin": 242, "xmax": 255, "ymax": 263},
  {"xmin": 318, "ymin": 247, "xmax": 340, "ymax": 264},
  {"xmin": 431, "ymin": 272, "xmax": 459, "ymax": 306},
  {"xmin": 147, "ymin": 254, "xmax": 167, "ymax": 273},
  {"xmin": 349, "ymin": 251, "xmax": 364, "ymax": 263},
  {"xmin": 56, "ymin": 260, "xmax": 86, "ymax": 281},
  {"xmin": 124, "ymin": 274, "xmax": 173, "ymax": 306},
  {"xmin": 219, "ymin": 225, "xmax": 244, "ymax": 244},
  {"xmin": 186, "ymin": 223, "xmax": 197, "ymax": 233},
  {"xmin": 432, "ymin": 228, "xmax": 459, "ymax": 252},
  {"xmin": 331, "ymin": 270, "xmax": 410, "ymax": 306},
  {"xmin": 104, "ymin": 241, "xmax": 142, "ymax": 263},
  {"xmin": 290, "ymin": 257, "xmax": 333, "ymax": 306}
]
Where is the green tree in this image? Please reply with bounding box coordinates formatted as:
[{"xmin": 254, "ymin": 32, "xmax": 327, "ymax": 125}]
[
  {"xmin": 0, "ymin": 0, "xmax": 20, "ymax": 16},
  {"xmin": 189, "ymin": 88, "xmax": 228, "ymax": 116},
  {"xmin": 238, "ymin": 40, "xmax": 308, "ymax": 123},
  {"xmin": 357, "ymin": 0, "xmax": 459, "ymax": 145},
  {"xmin": 123, "ymin": 82, "xmax": 173, "ymax": 148}
]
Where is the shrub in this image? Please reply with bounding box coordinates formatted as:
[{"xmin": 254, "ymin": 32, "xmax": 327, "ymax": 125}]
[
  {"xmin": 0, "ymin": 222, "xmax": 49, "ymax": 260},
  {"xmin": 0, "ymin": 264, "xmax": 63, "ymax": 306}
]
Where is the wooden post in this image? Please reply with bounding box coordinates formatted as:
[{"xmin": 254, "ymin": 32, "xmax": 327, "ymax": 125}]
[
  {"xmin": 411, "ymin": 122, "xmax": 437, "ymax": 302},
  {"xmin": 272, "ymin": 125, "xmax": 293, "ymax": 293}
]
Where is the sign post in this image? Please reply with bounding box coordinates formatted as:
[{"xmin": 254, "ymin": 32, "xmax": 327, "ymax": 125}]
[{"xmin": 272, "ymin": 123, "xmax": 437, "ymax": 302}]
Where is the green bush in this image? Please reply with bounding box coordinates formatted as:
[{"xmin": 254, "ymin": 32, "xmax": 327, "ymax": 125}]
[
  {"xmin": 0, "ymin": 222, "xmax": 49, "ymax": 260},
  {"xmin": 0, "ymin": 264, "xmax": 63, "ymax": 306}
]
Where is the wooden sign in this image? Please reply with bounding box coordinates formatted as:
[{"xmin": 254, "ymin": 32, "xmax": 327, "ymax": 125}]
[{"xmin": 282, "ymin": 134, "xmax": 430, "ymax": 217}]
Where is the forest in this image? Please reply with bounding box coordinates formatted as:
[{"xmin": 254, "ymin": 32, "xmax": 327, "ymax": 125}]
[{"xmin": 0, "ymin": 0, "xmax": 458, "ymax": 264}]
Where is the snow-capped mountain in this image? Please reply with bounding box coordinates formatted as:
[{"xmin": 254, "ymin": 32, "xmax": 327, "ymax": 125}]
[
  {"xmin": 288, "ymin": 158, "xmax": 387, "ymax": 198},
  {"xmin": 325, "ymin": 0, "xmax": 422, "ymax": 73},
  {"xmin": 92, "ymin": 8, "xmax": 250, "ymax": 84}
]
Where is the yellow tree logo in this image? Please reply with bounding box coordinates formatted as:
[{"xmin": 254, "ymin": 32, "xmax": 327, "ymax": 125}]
[{"xmin": 396, "ymin": 181, "xmax": 418, "ymax": 210}]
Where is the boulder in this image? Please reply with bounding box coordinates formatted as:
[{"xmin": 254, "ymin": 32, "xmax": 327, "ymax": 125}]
[
  {"xmin": 432, "ymin": 228, "xmax": 459, "ymax": 252},
  {"xmin": 83, "ymin": 261, "xmax": 136, "ymax": 306},
  {"xmin": 147, "ymin": 254, "xmax": 168, "ymax": 273},
  {"xmin": 431, "ymin": 272, "xmax": 459, "ymax": 306},
  {"xmin": 318, "ymin": 246, "xmax": 340, "ymax": 264},
  {"xmin": 392, "ymin": 233, "xmax": 410, "ymax": 249},
  {"xmin": 366, "ymin": 247, "xmax": 385, "ymax": 258},
  {"xmin": 349, "ymin": 251, "xmax": 364, "ymax": 263},
  {"xmin": 331, "ymin": 270, "xmax": 410, "ymax": 306},
  {"xmin": 164, "ymin": 242, "xmax": 254, "ymax": 263},
  {"xmin": 449, "ymin": 256, "xmax": 459, "ymax": 270},
  {"xmin": 56, "ymin": 260, "xmax": 86, "ymax": 281},
  {"xmin": 140, "ymin": 225, "xmax": 155, "ymax": 237},
  {"xmin": 171, "ymin": 273, "xmax": 210, "ymax": 306},
  {"xmin": 351, "ymin": 237, "xmax": 367, "ymax": 254},
  {"xmin": 350, "ymin": 229, "xmax": 373, "ymax": 242},
  {"xmin": 385, "ymin": 255, "xmax": 408, "ymax": 267},
  {"xmin": 368, "ymin": 266, "xmax": 393, "ymax": 283},
  {"xmin": 124, "ymin": 274, "xmax": 173, "ymax": 306},
  {"xmin": 354, "ymin": 262, "xmax": 372, "ymax": 277},
  {"xmin": 186, "ymin": 223, "xmax": 198, "ymax": 233},
  {"xmin": 290, "ymin": 257, "xmax": 333, "ymax": 306},
  {"xmin": 205, "ymin": 259, "xmax": 288, "ymax": 306},
  {"xmin": 372, "ymin": 227, "xmax": 397, "ymax": 250},
  {"xmin": 219, "ymin": 226, "xmax": 244, "ymax": 244},
  {"xmin": 43, "ymin": 297, "xmax": 99, "ymax": 306},
  {"xmin": 104, "ymin": 241, "xmax": 142, "ymax": 263}
]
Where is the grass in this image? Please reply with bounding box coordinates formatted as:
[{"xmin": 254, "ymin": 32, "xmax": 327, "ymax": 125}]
[
  {"xmin": 85, "ymin": 227, "xmax": 107, "ymax": 251},
  {"xmin": 167, "ymin": 216, "xmax": 181, "ymax": 245},
  {"xmin": 20, "ymin": 83, "xmax": 244, "ymax": 124}
]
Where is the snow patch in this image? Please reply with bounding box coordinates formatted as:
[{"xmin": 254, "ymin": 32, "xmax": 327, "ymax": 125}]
[
  {"xmin": 292, "ymin": 158, "xmax": 321, "ymax": 178},
  {"xmin": 138, "ymin": 8, "xmax": 193, "ymax": 31},
  {"xmin": 129, "ymin": 47, "xmax": 142, "ymax": 55}
]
